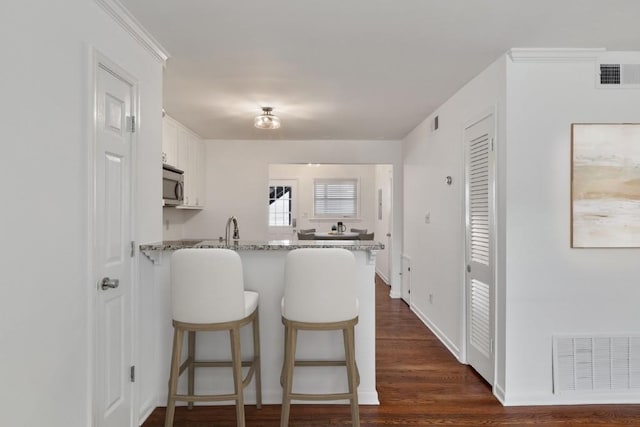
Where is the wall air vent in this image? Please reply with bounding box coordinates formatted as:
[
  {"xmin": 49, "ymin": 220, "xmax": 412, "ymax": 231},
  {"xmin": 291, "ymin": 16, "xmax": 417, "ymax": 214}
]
[
  {"xmin": 553, "ymin": 335, "xmax": 640, "ymax": 394},
  {"xmin": 600, "ymin": 64, "xmax": 620, "ymax": 84},
  {"xmin": 598, "ymin": 63, "xmax": 640, "ymax": 88}
]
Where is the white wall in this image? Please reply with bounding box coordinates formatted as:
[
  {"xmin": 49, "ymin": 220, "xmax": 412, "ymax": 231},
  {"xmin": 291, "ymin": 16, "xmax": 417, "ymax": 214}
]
[
  {"xmin": 269, "ymin": 163, "xmax": 377, "ymax": 234},
  {"xmin": 0, "ymin": 1, "xmax": 163, "ymax": 426},
  {"xmin": 503, "ymin": 52, "xmax": 640, "ymax": 405},
  {"xmin": 178, "ymin": 139, "xmax": 404, "ymax": 296},
  {"xmin": 402, "ymin": 56, "xmax": 507, "ymax": 382}
]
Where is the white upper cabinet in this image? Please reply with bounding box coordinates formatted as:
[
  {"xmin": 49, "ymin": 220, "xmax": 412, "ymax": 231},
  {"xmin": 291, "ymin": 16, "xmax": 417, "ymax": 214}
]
[
  {"xmin": 195, "ymin": 139, "xmax": 205, "ymax": 207},
  {"xmin": 163, "ymin": 114, "xmax": 206, "ymax": 209},
  {"xmin": 162, "ymin": 117, "xmax": 178, "ymax": 167}
]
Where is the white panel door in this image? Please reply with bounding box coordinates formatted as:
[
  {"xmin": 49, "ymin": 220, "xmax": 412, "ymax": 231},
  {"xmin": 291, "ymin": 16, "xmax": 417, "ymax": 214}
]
[
  {"xmin": 268, "ymin": 179, "xmax": 298, "ymax": 240},
  {"xmin": 464, "ymin": 113, "xmax": 495, "ymax": 385},
  {"xmin": 94, "ymin": 61, "xmax": 134, "ymax": 427}
]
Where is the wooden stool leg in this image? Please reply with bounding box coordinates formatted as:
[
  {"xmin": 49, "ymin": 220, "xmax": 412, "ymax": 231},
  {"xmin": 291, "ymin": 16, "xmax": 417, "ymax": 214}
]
[
  {"xmin": 280, "ymin": 324, "xmax": 297, "ymax": 427},
  {"xmin": 165, "ymin": 327, "xmax": 184, "ymax": 427},
  {"xmin": 280, "ymin": 323, "xmax": 288, "ymax": 388},
  {"xmin": 253, "ymin": 310, "xmax": 262, "ymax": 409},
  {"xmin": 344, "ymin": 326, "xmax": 360, "ymax": 426},
  {"xmin": 230, "ymin": 327, "xmax": 245, "ymax": 427},
  {"xmin": 187, "ymin": 331, "xmax": 196, "ymax": 410}
]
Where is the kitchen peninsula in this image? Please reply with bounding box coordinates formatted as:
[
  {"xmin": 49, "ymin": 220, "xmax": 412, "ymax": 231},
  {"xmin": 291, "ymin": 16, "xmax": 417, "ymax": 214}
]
[{"xmin": 140, "ymin": 239, "xmax": 383, "ymax": 406}]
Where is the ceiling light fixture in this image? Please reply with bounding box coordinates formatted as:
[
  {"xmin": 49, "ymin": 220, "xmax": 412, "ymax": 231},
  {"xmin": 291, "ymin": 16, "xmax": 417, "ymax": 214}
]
[{"xmin": 254, "ymin": 107, "xmax": 281, "ymax": 130}]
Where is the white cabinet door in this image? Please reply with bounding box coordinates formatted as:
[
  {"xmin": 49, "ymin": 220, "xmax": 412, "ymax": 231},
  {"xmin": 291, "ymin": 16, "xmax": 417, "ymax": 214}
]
[
  {"xmin": 190, "ymin": 138, "xmax": 205, "ymax": 207},
  {"xmin": 195, "ymin": 139, "xmax": 205, "ymax": 207},
  {"xmin": 177, "ymin": 128, "xmax": 191, "ymax": 205},
  {"xmin": 177, "ymin": 128, "xmax": 187, "ymax": 170},
  {"xmin": 174, "ymin": 124, "xmax": 205, "ymax": 209},
  {"xmin": 162, "ymin": 117, "xmax": 178, "ymax": 167},
  {"xmin": 188, "ymin": 135, "xmax": 198, "ymax": 207}
]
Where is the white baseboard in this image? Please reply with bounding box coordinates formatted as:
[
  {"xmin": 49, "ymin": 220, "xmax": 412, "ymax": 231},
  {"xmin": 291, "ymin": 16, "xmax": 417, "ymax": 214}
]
[
  {"xmin": 410, "ymin": 304, "xmax": 461, "ymax": 360},
  {"xmin": 494, "ymin": 383, "xmax": 507, "ymax": 405},
  {"xmin": 501, "ymin": 391, "xmax": 640, "ymax": 406},
  {"xmin": 388, "ymin": 289, "xmax": 402, "ymax": 299},
  {"xmin": 137, "ymin": 403, "xmax": 155, "ymax": 426},
  {"xmin": 375, "ymin": 269, "xmax": 389, "ymax": 284}
]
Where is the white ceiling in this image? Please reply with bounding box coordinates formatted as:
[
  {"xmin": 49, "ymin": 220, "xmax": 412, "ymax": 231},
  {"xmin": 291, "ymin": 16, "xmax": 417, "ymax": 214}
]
[{"xmin": 120, "ymin": 0, "xmax": 640, "ymax": 140}]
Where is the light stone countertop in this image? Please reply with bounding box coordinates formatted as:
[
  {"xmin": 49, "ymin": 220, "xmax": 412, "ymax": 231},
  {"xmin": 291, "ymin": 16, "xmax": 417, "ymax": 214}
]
[{"xmin": 139, "ymin": 239, "xmax": 384, "ymax": 252}]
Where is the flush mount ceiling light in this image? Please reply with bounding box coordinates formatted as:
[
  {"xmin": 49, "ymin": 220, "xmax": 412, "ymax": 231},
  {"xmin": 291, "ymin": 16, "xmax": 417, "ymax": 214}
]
[{"xmin": 254, "ymin": 107, "xmax": 281, "ymax": 130}]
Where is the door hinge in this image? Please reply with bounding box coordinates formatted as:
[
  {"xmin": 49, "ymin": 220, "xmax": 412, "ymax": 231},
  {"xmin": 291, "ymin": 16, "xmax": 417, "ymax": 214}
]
[
  {"xmin": 126, "ymin": 116, "xmax": 136, "ymax": 133},
  {"xmin": 130, "ymin": 365, "xmax": 135, "ymax": 382},
  {"xmin": 490, "ymin": 137, "xmax": 494, "ymax": 152},
  {"xmin": 130, "ymin": 241, "xmax": 136, "ymax": 257},
  {"xmin": 490, "ymin": 339, "xmax": 495, "ymax": 355},
  {"xmin": 467, "ymin": 264, "xmax": 471, "ymax": 273}
]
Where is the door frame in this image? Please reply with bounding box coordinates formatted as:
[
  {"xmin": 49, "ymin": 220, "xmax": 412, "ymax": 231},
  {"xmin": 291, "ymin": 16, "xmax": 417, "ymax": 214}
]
[
  {"xmin": 461, "ymin": 105, "xmax": 498, "ymax": 385},
  {"xmin": 386, "ymin": 168, "xmax": 394, "ymax": 290},
  {"xmin": 87, "ymin": 48, "xmax": 139, "ymax": 427}
]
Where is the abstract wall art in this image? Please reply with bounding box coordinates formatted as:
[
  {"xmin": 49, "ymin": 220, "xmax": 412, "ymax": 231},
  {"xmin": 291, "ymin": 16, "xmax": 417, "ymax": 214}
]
[{"xmin": 571, "ymin": 123, "xmax": 640, "ymax": 248}]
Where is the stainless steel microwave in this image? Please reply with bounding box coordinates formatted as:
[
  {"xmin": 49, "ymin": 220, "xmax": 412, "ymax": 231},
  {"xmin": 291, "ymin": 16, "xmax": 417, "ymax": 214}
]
[{"xmin": 162, "ymin": 164, "xmax": 184, "ymax": 206}]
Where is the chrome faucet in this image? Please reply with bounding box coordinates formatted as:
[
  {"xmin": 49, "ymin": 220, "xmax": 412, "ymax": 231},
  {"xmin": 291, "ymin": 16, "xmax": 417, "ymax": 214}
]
[{"xmin": 225, "ymin": 216, "xmax": 240, "ymax": 243}]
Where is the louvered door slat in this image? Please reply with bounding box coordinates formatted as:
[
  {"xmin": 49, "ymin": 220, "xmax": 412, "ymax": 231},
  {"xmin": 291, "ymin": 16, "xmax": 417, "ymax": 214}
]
[
  {"xmin": 465, "ymin": 113, "xmax": 495, "ymax": 385},
  {"xmin": 470, "ymin": 279, "xmax": 491, "ymax": 357},
  {"xmin": 469, "ymin": 133, "xmax": 490, "ymax": 266}
]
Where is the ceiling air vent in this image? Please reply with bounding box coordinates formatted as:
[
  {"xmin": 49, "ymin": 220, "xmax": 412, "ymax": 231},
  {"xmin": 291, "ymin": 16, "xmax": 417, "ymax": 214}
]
[{"xmin": 598, "ymin": 63, "xmax": 640, "ymax": 88}]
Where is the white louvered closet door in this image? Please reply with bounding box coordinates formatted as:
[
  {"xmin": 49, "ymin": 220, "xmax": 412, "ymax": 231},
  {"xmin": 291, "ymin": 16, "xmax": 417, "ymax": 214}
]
[{"xmin": 464, "ymin": 113, "xmax": 495, "ymax": 385}]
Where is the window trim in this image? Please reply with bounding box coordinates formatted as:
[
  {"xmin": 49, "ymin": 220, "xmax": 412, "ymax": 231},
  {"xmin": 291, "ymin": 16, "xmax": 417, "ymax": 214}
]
[{"xmin": 312, "ymin": 177, "xmax": 360, "ymax": 219}]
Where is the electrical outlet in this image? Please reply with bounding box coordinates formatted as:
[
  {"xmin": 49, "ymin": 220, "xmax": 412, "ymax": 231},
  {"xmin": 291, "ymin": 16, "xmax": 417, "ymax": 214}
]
[{"xmin": 425, "ymin": 212, "xmax": 431, "ymax": 224}]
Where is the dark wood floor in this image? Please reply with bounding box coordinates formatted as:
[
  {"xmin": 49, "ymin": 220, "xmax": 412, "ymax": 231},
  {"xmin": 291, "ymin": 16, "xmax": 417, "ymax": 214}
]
[{"xmin": 143, "ymin": 276, "xmax": 640, "ymax": 426}]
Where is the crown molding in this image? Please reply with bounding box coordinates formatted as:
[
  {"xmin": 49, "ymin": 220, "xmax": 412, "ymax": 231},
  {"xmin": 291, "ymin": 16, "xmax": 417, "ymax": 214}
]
[
  {"xmin": 508, "ymin": 48, "xmax": 606, "ymax": 63},
  {"xmin": 94, "ymin": 0, "xmax": 169, "ymax": 64}
]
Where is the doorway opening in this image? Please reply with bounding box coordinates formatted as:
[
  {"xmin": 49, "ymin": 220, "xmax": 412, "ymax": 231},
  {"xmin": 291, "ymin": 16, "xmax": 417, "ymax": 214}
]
[{"xmin": 268, "ymin": 163, "xmax": 395, "ymax": 290}]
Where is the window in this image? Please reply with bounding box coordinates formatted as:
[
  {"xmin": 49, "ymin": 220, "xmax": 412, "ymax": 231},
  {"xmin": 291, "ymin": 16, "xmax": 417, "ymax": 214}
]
[
  {"xmin": 269, "ymin": 184, "xmax": 293, "ymax": 226},
  {"xmin": 314, "ymin": 178, "xmax": 358, "ymax": 218}
]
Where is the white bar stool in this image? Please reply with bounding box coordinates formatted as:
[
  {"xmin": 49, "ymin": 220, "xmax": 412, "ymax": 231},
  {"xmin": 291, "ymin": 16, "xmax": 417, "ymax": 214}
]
[
  {"xmin": 165, "ymin": 248, "xmax": 261, "ymax": 427},
  {"xmin": 280, "ymin": 248, "xmax": 360, "ymax": 427}
]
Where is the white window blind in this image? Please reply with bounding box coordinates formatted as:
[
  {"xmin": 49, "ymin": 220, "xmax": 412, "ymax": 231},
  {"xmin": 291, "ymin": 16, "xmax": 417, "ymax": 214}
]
[{"xmin": 314, "ymin": 179, "xmax": 358, "ymax": 217}]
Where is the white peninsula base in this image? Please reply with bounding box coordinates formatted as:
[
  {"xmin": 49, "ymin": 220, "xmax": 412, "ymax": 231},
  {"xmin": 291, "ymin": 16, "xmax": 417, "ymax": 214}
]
[{"xmin": 140, "ymin": 240, "xmax": 381, "ymax": 407}]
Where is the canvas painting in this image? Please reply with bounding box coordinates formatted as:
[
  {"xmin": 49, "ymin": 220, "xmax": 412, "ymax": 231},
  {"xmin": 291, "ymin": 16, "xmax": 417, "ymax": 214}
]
[{"xmin": 571, "ymin": 123, "xmax": 640, "ymax": 248}]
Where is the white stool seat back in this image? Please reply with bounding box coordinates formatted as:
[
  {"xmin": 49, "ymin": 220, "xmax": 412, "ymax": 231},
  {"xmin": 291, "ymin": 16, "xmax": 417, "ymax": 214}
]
[
  {"xmin": 171, "ymin": 248, "xmax": 246, "ymax": 323},
  {"xmin": 243, "ymin": 291, "xmax": 259, "ymax": 317},
  {"xmin": 283, "ymin": 248, "xmax": 358, "ymax": 323},
  {"xmin": 166, "ymin": 249, "xmax": 262, "ymax": 426}
]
